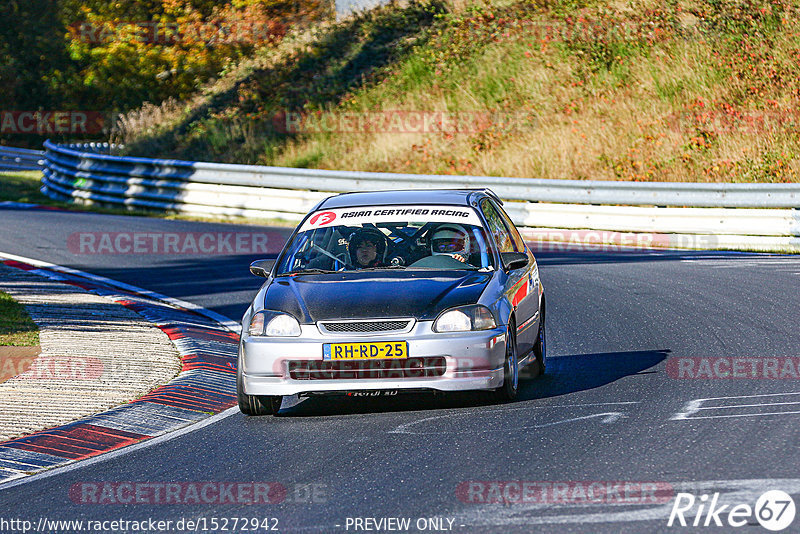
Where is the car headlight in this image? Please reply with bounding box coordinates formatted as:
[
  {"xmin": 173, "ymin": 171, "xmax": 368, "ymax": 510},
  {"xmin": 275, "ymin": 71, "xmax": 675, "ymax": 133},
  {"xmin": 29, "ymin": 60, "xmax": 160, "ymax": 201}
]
[
  {"xmin": 248, "ymin": 311, "xmax": 302, "ymax": 337},
  {"xmin": 433, "ymin": 305, "xmax": 496, "ymax": 332}
]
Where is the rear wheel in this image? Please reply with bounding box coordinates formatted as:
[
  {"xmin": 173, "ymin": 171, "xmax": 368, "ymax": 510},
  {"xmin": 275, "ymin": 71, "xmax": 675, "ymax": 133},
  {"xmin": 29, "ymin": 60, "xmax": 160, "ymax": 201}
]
[
  {"xmin": 237, "ymin": 368, "xmax": 282, "ymax": 416},
  {"xmin": 533, "ymin": 303, "xmax": 546, "ymax": 375},
  {"xmin": 494, "ymin": 320, "xmax": 519, "ymax": 402}
]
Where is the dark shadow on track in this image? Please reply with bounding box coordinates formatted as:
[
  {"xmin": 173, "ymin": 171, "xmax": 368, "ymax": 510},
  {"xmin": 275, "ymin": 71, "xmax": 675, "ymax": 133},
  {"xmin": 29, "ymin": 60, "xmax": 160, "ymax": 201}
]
[
  {"xmin": 274, "ymin": 349, "xmax": 669, "ymax": 418},
  {"xmin": 517, "ymin": 349, "xmax": 670, "ymax": 400}
]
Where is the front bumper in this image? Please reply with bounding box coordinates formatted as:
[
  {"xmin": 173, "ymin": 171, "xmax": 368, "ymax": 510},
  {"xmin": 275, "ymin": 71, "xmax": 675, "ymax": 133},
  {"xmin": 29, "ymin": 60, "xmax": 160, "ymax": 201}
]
[{"xmin": 239, "ymin": 320, "xmax": 507, "ymax": 396}]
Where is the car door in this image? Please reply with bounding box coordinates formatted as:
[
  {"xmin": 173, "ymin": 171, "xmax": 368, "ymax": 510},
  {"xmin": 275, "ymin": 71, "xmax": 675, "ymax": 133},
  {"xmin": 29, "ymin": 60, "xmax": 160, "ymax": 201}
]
[{"xmin": 480, "ymin": 198, "xmax": 538, "ymax": 358}]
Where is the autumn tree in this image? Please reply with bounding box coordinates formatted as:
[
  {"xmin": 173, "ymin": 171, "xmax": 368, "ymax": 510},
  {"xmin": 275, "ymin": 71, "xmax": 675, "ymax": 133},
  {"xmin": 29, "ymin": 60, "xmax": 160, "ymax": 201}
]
[{"xmin": 61, "ymin": 0, "xmax": 331, "ymax": 112}]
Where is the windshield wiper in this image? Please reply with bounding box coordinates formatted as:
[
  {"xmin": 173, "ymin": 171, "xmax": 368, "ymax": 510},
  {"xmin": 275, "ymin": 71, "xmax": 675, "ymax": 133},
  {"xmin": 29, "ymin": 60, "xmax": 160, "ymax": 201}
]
[
  {"xmin": 358, "ymin": 264, "xmax": 407, "ymax": 271},
  {"xmin": 277, "ymin": 268, "xmax": 338, "ymax": 276}
]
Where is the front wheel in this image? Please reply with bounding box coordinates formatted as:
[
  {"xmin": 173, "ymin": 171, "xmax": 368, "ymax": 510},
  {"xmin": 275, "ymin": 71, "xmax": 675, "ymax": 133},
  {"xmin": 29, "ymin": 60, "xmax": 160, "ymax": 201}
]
[
  {"xmin": 237, "ymin": 369, "xmax": 282, "ymax": 416},
  {"xmin": 494, "ymin": 321, "xmax": 519, "ymax": 402}
]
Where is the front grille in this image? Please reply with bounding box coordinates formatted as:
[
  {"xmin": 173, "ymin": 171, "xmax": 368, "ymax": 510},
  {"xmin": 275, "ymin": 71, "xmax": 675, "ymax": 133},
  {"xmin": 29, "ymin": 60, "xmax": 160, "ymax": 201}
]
[
  {"xmin": 319, "ymin": 320, "xmax": 412, "ymax": 333},
  {"xmin": 288, "ymin": 357, "xmax": 446, "ymax": 380}
]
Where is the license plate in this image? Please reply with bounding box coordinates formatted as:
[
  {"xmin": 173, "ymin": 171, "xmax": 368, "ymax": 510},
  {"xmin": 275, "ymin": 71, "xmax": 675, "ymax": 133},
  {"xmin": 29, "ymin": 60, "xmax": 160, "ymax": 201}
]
[{"xmin": 323, "ymin": 341, "xmax": 408, "ymax": 361}]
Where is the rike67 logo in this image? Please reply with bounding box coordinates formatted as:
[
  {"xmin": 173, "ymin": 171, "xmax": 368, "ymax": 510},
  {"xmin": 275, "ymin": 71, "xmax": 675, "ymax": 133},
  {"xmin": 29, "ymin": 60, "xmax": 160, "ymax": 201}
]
[{"xmin": 669, "ymin": 490, "xmax": 796, "ymax": 531}]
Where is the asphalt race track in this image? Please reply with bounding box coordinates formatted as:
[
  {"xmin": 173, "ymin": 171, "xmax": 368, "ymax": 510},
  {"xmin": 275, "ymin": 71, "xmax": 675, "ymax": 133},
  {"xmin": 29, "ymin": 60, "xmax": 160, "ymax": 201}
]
[{"xmin": 2, "ymin": 206, "xmax": 800, "ymax": 533}]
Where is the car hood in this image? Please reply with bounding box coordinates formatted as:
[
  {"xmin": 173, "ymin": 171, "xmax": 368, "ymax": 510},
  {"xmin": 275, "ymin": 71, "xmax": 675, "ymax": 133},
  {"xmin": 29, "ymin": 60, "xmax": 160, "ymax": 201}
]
[{"xmin": 263, "ymin": 271, "xmax": 492, "ymax": 322}]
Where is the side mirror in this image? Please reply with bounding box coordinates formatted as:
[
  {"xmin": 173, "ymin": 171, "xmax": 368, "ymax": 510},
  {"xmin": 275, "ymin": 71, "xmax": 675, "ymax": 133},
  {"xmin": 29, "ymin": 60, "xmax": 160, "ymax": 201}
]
[
  {"xmin": 249, "ymin": 259, "xmax": 273, "ymax": 277},
  {"xmin": 501, "ymin": 252, "xmax": 529, "ymax": 272}
]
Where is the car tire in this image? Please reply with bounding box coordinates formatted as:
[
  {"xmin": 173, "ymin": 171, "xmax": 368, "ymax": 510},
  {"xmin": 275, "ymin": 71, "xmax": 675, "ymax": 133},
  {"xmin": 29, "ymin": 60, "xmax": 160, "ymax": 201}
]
[
  {"xmin": 237, "ymin": 368, "xmax": 282, "ymax": 416},
  {"xmin": 494, "ymin": 320, "xmax": 519, "ymax": 402},
  {"xmin": 533, "ymin": 301, "xmax": 546, "ymax": 375}
]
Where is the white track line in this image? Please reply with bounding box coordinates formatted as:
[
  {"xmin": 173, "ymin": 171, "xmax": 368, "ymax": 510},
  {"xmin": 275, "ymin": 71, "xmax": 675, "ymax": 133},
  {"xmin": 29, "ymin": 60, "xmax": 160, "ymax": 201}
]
[
  {"xmin": 672, "ymin": 392, "xmax": 800, "ymax": 420},
  {"xmin": 0, "ymin": 251, "xmax": 243, "ymax": 490},
  {"xmin": 389, "ymin": 401, "xmax": 639, "ymax": 434},
  {"xmin": 0, "ymin": 406, "xmax": 239, "ymax": 492},
  {"xmin": 0, "ymin": 251, "xmax": 241, "ymax": 333}
]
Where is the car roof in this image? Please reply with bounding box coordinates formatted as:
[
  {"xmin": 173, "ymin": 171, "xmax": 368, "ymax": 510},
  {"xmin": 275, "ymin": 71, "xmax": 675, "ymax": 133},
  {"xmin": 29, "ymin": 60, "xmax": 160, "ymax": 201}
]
[{"xmin": 317, "ymin": 189, "xmax": 497, "ymax": 210}]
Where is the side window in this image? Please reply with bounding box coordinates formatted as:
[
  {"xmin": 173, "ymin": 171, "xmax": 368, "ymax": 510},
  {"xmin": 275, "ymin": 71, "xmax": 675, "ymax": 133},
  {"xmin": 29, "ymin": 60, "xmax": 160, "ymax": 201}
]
[
  {"xmin": 480, "ymin": 199, "xmax": 515, "ymax": 253},
  {"xmin": 491, "ymin": 199, "xmax": 526, "ymax": 253}
]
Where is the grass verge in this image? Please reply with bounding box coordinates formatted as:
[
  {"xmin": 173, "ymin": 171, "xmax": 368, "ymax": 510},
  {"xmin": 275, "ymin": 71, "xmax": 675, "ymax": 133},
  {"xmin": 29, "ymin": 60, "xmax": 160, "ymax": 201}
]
[
  {"xmin": 0, "ymin": 291, "xmax": 38, "ymax": 347},
  {"xmin": 0, "ymin": 171, "xmax": 54, "ymax": 205}
]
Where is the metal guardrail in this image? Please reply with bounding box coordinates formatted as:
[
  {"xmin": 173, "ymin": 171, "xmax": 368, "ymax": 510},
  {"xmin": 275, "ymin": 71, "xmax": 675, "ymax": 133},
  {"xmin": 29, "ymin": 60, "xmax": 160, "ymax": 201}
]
[
  {"xmin": 42, "ymin": 141, "xmax": 800, "ymax": 208},
  {"xmin": 0, "ymin": 145, "xmax": 44, "ymax": 171},
  {"xmin": 37, "ymin": 140, "xmax": 800, "ymax": 252}
]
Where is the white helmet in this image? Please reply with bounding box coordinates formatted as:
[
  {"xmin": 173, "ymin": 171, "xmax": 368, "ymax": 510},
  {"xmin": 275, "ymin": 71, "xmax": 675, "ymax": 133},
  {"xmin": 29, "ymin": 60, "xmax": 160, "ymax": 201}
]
[{"xmin": 431, "ymin": 224, "xmax": 470, "ymax": 256}]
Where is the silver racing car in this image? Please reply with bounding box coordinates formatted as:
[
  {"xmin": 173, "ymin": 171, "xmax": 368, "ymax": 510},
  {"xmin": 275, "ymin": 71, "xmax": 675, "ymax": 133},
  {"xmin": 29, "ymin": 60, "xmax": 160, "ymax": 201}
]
[{"xmin": 238, "ymin": 189, "xmax": 546, "ymax": 415}]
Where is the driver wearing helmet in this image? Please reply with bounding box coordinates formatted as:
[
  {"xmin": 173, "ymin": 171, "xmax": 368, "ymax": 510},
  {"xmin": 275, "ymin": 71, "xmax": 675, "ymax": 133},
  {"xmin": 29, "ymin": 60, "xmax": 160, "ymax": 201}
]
[
  {"xmin": 348, "ymin": 227, "xmax": 388, "ymax": 268},
  {"xmin": 430, "ymin": 224, "xmax": 470, "ymax": 263}
]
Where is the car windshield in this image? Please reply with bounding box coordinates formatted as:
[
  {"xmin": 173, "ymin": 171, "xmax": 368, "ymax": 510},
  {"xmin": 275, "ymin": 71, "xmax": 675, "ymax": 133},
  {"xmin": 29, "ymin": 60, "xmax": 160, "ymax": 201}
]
[{"xmin": 274, "ymin": 204, "xmax": 495, "ymax": 275}]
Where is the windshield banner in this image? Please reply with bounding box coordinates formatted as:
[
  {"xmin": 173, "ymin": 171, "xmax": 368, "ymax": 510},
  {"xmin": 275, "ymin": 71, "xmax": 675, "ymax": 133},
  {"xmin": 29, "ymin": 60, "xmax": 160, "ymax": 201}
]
[{"xmin": 299, "ymin": 205, "xmax": 483, "ymax": 232}]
